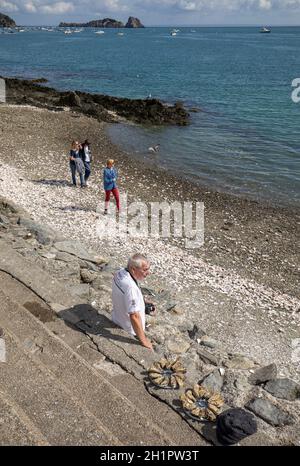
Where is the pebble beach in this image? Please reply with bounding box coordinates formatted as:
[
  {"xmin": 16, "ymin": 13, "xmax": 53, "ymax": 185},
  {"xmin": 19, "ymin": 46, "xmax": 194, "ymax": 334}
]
[{"xmin": 0, "ymin": 103, "xmax": 299, "ymax": 383}]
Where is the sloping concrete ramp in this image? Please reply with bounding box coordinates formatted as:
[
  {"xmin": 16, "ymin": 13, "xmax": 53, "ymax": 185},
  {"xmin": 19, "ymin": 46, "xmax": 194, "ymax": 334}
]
[{"xmin": 0, "ymin": 241, "xmax": 207, "ymax": 446}]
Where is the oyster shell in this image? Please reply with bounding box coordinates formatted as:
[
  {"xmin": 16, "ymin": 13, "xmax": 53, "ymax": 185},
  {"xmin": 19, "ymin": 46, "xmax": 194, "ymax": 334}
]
[
  {"xmin": 181, "ymin": 384, "xmax": 224, "ymax": 421},
  {"xmin": 148, "ymin": 357, "xmax": 187, "ymax": 389}
]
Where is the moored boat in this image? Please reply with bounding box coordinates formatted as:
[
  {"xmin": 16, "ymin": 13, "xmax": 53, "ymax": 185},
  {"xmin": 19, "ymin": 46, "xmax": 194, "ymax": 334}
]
[{"xmin": 260, "ymin": 27, "xmax": 271, "ymax": 33}]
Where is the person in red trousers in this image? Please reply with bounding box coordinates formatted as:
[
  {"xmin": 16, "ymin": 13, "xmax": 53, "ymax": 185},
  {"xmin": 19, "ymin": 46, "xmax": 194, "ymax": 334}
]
[{"xmin": 103, "ymin": 159, "xmax": 120, "ymax": 214}]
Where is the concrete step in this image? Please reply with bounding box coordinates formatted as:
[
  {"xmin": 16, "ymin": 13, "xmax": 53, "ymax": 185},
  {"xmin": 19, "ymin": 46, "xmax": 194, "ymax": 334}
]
[
  {"xmin": 0, "ymin": 241, "xmax": 208, "ymax": 445},
  {"xmin": 0, "ymin": 389, "xmax": 49, "ymax": 446},
  {"xmin": 46, "ymin": 318, "xmax": 206, "ymax": 446},
  {"xmin": 0, "ymin": 240, "xmax": 156, "ymax": 368},
  {"xmin": 0, "ymin": 329, "xmax": 119, "ymax": 445},
  {"xmin": 0, "ymin": 288, "xmax": 181, "ymax": 445}
]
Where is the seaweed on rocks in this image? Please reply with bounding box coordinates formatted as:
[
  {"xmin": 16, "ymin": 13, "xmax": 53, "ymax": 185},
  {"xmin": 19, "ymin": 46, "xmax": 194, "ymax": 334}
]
[{"xmin": 2, "ymin": 76, "xmax": 190, "ymax": 126}]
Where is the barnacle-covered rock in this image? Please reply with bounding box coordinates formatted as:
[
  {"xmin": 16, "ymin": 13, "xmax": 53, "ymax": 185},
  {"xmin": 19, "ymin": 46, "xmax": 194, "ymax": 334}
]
[
  {"xmin": 180, "ymin": 384, "xmax": 224, "ymax": 421},
  {"xmin": 148, "ymin": 357, "xmax": 187, "ymax": 389}
]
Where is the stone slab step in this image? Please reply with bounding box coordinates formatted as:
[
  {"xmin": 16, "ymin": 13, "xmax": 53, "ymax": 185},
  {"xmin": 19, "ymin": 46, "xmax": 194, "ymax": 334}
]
[
  {"xmin": 0, "ymin": 390, "xmax": 49, "ymax": 446},
  {"xmin": 0, "ymin": 289, "xmax": 175, "ymax": 445},
  {"xmin": 0, "ymin": 238, "xmax": 208, "ymax": 445},
  {"xmin": 0, "ymin": 240, "xmax": 157, "ymax": 365},
  {"xmin": 0, "ymin": 329, "xmax": 120, "ymax": 445},
  {"xmin": 45, "ymin": 319, "xmax": 207, "ymax": 446}
]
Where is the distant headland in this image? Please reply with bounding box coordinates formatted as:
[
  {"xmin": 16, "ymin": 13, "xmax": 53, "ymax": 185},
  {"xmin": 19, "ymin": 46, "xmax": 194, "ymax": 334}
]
[
  {"xmin": 0, "ymin": 12, "xmax": 16, "ymax": 28},
  {"xmin": 59, "ymin": 17, "xmax": 144, "ymax": 28}
]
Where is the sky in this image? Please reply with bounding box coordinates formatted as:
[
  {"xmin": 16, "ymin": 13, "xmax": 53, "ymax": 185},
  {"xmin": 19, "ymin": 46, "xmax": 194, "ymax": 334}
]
[{"xmin": 1, "ymin": 0, "xmax": 300, "ymax": 26}]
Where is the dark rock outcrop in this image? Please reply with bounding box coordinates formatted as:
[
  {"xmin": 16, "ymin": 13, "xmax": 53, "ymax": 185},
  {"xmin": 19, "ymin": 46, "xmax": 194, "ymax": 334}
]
[
  {"xmin": 0, "ymin": 13, "xmax": 16, "ymax": 28},
  {"xmin": 30, "ymin": 78, "xmax": 48, "ymax": 84},
  {"xmin": 3, "ymin": 76, "xmax": 190, "ymax": 126},
  {"xmin": 59, "ymin": 18, "xmax": 124, "ymax": 28},
  {"xmin": 59, "ymin": 91, "xmax": 81, "ymax": 108},
  {"xmin": 248, "ymin": 363, "xmax": 278, "ymax": 385},
  {"xmin": 125, "ymin": 17, "xmax": 144, "ymax": 28}
]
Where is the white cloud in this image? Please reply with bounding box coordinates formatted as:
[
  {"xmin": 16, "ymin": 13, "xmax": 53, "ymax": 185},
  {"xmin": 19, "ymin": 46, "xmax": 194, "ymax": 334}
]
[
  {"xmin": 140, "ymin": 0, "xmax": 300, "ymax": 11},
  {"xmin": 0, "ymin": 0, "xmax": 19, "ymax": 12},
  {"xmin": 24, "ymin": 1, "xmax": 37, "ymax": 13},
  {"xmin": 101, "ymin": 0, "xmax": 128, "ymax": 11},
  {"xmin": 282, "ymin": 0, "xmax": 300, "ymax": 5},
  {"xmin": 40, "ymin": 2, "xmax": 74, "ymax": 14},
  {"xmin": 259, "ymin": 0, "xmax": 272, "ymax": 9},
  {"xmin": 179, "ymin": 1, "xmax": 197, "ymax": 11},
  {"xmin": 4, "ymin": 0, "xmax": 300, "ymax": 18}
]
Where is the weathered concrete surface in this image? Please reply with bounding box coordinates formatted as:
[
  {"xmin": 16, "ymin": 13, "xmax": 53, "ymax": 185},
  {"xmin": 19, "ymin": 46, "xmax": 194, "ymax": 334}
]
[
  {"xmin": 0, "ymin": 332, "xmax": 119, "ymax": 445},
  {"xmin": 0, "ymin": 391, "xmax": 49, "ymax": 446},
  {"xmin": 0, "ymin": 268, "xmax": 207, "ymax": 445}
]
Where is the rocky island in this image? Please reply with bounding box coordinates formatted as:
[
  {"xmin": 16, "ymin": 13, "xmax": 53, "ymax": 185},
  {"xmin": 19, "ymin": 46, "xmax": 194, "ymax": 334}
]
[
  {"xmin": 59, "ymin": 16, "xmax": 144, "ymax": 28},
  {"xmin": 125, "ymin": 17, "xmax": 145, "ymax": 28},
  {"xmin": 0, "ymin": 12, "xmax": 16, "ymax": 28}
]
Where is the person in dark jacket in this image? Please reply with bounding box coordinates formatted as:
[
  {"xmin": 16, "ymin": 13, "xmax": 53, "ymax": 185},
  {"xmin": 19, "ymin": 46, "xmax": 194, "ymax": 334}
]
[
  {"xmin": 103, "ymin": 159, "xmax": 120, "ymax": 214},
  {"xmin": 80, "ymin": 139, "xmax": 92, "ymax": 186},
  {"xmin": 70, "ymin": 141, "xmax": 85, "ymax": 187}
]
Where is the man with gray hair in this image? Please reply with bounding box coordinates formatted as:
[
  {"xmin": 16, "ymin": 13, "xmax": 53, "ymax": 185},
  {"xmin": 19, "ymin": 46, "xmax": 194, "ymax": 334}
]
[{"xmin": 112, "ymin": 254, "xmax": 153, "ymax": 350}]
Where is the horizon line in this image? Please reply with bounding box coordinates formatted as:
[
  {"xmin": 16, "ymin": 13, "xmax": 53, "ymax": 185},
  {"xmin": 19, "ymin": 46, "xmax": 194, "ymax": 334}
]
[{"xmin": 10, "ymin": 23, "xmax": 300, "ymax": 28}]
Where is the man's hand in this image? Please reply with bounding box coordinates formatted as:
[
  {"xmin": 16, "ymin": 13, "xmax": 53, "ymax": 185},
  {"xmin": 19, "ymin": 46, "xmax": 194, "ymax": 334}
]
[
  {"xmin": 130, "ymin": 312, "xmax": 153, "ymax": 351},
  {"xmin": 141, "ymin": 337, "xmax": 153, "ymax": 351}
]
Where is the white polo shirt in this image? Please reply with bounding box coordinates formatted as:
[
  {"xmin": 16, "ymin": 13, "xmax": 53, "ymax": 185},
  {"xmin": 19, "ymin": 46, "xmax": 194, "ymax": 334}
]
[
  {"xmin": 112, "ymin": 268, "xmax": 145, "ymax": 336},
  {"xmin": 84, "ymin": 146, "xmax": 91, "ymax": 162}
]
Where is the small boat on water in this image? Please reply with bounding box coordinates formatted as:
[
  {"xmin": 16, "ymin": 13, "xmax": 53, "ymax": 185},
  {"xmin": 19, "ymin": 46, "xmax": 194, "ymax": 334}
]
[
  {"xmin": 260, "ymin": 27, "xmax": 271, "ymax": 33},
  {"xmin": 170, "ymin": 31, "xmax": 177, "ymax": 36},
  {"xmin": 117, "ymin": 32, "xmax": 124, "ymax": 36},
  {"xmin": 95, "ymin": 30, "xmax": 105, "ymax": 34}
]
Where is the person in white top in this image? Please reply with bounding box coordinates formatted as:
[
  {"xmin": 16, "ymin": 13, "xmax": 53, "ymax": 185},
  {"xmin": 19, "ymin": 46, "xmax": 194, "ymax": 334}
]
[
  {"xmin": 80, "ymin": 139, "xmax": 92, "ymax": 186},
  {"xmin": 112, "ymin": 253, "xmax": 153, "ymax": 350}
]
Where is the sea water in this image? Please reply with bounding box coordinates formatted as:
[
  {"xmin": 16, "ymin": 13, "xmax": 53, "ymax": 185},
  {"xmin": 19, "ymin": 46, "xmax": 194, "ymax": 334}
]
[{"xmin": 0, "ymin": 26, "xmax": 299, "ymax": 207}]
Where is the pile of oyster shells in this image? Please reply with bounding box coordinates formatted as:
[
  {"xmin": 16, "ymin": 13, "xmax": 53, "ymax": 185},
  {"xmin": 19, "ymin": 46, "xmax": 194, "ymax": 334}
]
[
  {"xmin": 148, "ymin": 358, "xmax": 224, "ymax": 421},
  {"xmin": 180, "ymin": 383, "xmax": 224, "ymax": 421},
  {"xmin": 148, "ymin": 357, "xmax": 186, "ymax": 389}
]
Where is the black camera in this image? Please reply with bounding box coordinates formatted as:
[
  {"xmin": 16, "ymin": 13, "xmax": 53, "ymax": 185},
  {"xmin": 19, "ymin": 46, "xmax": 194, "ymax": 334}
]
[{"xmin": 145, "ymin": 303, "xmax": 155, "ymax": 315}]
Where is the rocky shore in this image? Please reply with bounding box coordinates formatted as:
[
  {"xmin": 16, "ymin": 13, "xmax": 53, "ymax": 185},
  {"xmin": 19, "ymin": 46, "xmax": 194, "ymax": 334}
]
[
  {"xmin": 3, "ymin": 76, "xmax": 190, "ymax": 126},
  {"xmin": 0, "ymin": 100, "xmax": 299, "ymax": 445}
]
